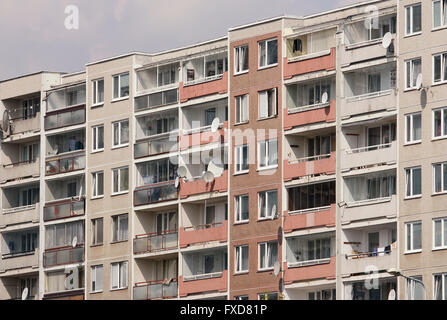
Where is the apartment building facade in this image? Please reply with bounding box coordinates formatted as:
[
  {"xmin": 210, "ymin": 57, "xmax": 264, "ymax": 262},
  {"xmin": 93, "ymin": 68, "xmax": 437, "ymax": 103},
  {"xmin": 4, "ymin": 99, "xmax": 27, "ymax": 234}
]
[{"xmin": 1, "ymin": 0, "xmax": 446, "ymax": 301}]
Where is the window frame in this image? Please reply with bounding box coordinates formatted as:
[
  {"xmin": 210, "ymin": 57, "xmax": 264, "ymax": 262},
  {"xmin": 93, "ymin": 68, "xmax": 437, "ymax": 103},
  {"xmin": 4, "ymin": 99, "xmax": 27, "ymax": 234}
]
[
  {"xmin": 112, "ymin": 166, "xmax": 129, "ymax": 195},
  {"xmin": 433, "ymin": 273, "xmax": 447, "ymax": 300},
  {"xmin": 92, "ymin": 78, "xmax": 104, "ymax": 107},
  {"xmin": 258, "ymin": 38, "xmax": 278, "ymax": 69},
  {"xmin": 257, "ymin": 139, "xmax": 278, "ymax": 170},
  {"xmin": 112, "ymin": 119, "xmax": 129, "ymax": 149},
  {"xmin": 405, "ymin": 112, "xmax": 422, "ymax": 144},
  {"xmin": 432, "ymin": 107, "xmax": 447, "ymax": 139},
  {"xmin": 91, "ymin": 218, "xmax": 104, "ymax": 246},
  {"xmin": 235, "ymin": 94, "xmax": 249, "ymax": 124},
  {"xmin": 405, "ymin": 166, "xmax": 422, "ymax": 199},
  {"xmin": 433, "ymin": 52, "xmax": 447, "ymax": 84},
  {"xmin": 405, "ymin": 3, "xmax": 422, "ymax": 36},
  {"xmin": 111, "ymin": 213, "xmax": 129, "ymax": 243},
  {"xmin": 234, "ymin": 44, "xmax": 249, "ymax": 75},
  {"xmin": 91, "ymin": 171, "xmax": 104, "ymax": 199},
  {"xmin": 234, "ymin": 194, "xmax": 249, "ymax": 224},
  {"xmin": 110, "ymin": 261, "xmax": 128, "ymax": 290},
  {"xmin": 258, "ymin": 241, "xmax": 278, "ymax": 271},
  {"xmin": 235, "ymin": 144, "xmax": 249, "ymax": 174},
  {"xmin": 433, "ymin": 217, "xmax": 447, "ymax": 250},
  {"xmin": 91, "ymin": 264, "xmax": 104, "ymax": 293},
  {"xmin": 112, "ymin": 73, "xmax": 130, "ymax": 101},
  {"xmin": 92, "ymin": 125, "xmax": 105, "ymax": 153},
  {"xmin": 234, "ymin": 245, "xmax": 249, "ymax": 274},
  {"xmin": 405, "ymin": 221, "xmax": 422, "ymax": 253},
  {"xmin": 433, "ymin": 162, "xmax": 447, "ymax": 194},
  {"xmin": 258, "ymin": 88, "xmax": 277, "ymax": 120},
  {"xmin": 433, "ymin": 0, "xmax": 447, "ymax": 29},
  {"xmin": 405, "ymin": 58, "xmax": 422, "ymax": 90},
  {"xmin": 258, "ymin": 190, "xmax": 278, "ymax": 220}
]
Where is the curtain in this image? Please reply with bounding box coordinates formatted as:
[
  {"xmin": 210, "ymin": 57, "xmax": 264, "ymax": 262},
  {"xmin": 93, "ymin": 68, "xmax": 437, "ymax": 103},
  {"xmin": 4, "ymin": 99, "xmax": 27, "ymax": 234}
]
[{"xmin": 111, "ymin": 263, "xmax": 119, "ymax": 289}]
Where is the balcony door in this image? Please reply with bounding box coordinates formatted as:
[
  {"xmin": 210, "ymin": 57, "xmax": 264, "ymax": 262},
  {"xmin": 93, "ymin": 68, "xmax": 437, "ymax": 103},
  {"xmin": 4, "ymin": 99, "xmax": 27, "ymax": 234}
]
[
  {"xmin": 205, "ymin": 108, "xmax": 216, "ymax": 127},
  {"xmin": 21, "ymin": 143, "xmax": 39, "ymax": 163},
  {"xmin": 156, "ymin": 212, "xmax": 177, "ymax": 234},
  {"xmin": 368, "ymin": 232, "xmax": 380, "ymax": 255},
  {"xmin": 20, "ymin": 187, "xmax": 39, "ymax": 206},
  {"xmin": 204, "ymin": 255, "xmax": 215, "ymax": 274},
  {"xmin": 205, "ymin": 206, "xmax": 216, "ymax": 227}
]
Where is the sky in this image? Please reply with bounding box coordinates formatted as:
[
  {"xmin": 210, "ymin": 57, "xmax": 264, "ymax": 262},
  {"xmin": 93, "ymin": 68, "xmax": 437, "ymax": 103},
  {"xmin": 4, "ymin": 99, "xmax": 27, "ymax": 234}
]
[{"xmin": 0, "ymin": 0, "xmax": 362, "ymax": 81}]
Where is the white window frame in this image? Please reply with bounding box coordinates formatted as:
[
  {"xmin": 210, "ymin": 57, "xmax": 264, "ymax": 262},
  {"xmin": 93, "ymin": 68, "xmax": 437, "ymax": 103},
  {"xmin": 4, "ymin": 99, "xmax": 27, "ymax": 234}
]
[
  {"xmin": 433, "ymin": 217, "xmax": 447, "ymax": 250},
  {"xmin": 405, "ymin": 112, "xmax": 422, "ymax": 144},
  {"xmin": 405, "ymin": 166, "xmax": 422, "ymax": 198},
  {"xmin": 405, "ymin": 58, "xmax": 422, "ymax": 90},
  {"xmin": 405, "ymin": 221, "xmax": 422, "ymax": 253},
  {"xmin": 91, "ymin": 171, "xmax": 104, "ymax": 199},
  {"xmin": 234, "ymin": 45, "xmax": 249, "ymax": 75},
  {"xmin": 234, "ymin": 245, "xmax": 249, "ymax": 274},
  {"xmin": 433, "ymin": 52, "xmax": 447, "ymax": 84},
  {"xmin": 112, "ymin": 119, "xmax": 129, "ymax": 148},
  {"xmin": 258, "ymin": 190, "xmax": 278, "ymax": 220},
  {"xmin": 405, "ymin": 3, "xmax": 422, "ymax": 36},
  {"xmin": 92, "ymin": 125, "xmax": 104, "ymax": 153},
  {"xmin": 257, "ymin": 139, "xmax": 278, "ymax": 170},
  {"xmin": 112, "ymin": 214, "xmax": 129, "ymax": 242},
  {"xmin": 258, "ymin": 38, "xmax": 278, "ymax": 69},
  {"xmin": 433, "ymin": 273, "xmax": 447, "ymax": 300},
  {"xmin": 235, "ymin": 194, "xmax": 249, "ymax": 224},
  {"xmin": 92, "ymin": 218, "xmax": 103, "ymax": 246},
  {"xmin": 433, "ymin": 162, "xmax": 447, "ymax": 194},
  {"xmin": 258, "ymin": 88, "xmax": 277, "ymax": 120},
  {"xmin": 112, "ymin": 73, "xmax": 130, "ymax": 100},
  {"xmin": 406, "ymin": 275, "xmax": 423, "ymax": 300},
  {"xmin": 433, "ymin": 107, "xmax": 447, "ymax": 139},
  {"xmin": 92, "ymin": 78, "xmax": 104, "ymax": 106},
  {"xmin": 91, "ymin": 265, "xmax": 103, "ymax": 293},
  {"xmin": 235, "ymin": 145, "xmax": 249, "ymax": 174},
  {"xmin": 235, "ymin": 94, "xmax": 249, "ymax": 124},
  {"xmin": 258, "ymin": 241, "xmax": 278, "ymax": 271},
  {"xmin": 111, "ymin": 261, "xmax": 128, "ymax": 290},
  {"xmin": 112, "ymin": 166, "xmax": 129, "ymax": 195},
  {"xmin": 433, "ymin": 0, "xmax": 447, "ymax": 29}
]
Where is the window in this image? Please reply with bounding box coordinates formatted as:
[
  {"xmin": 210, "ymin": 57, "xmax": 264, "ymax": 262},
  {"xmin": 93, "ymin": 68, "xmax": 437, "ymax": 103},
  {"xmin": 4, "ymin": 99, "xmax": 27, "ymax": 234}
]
[
  {"xmin": 433, "ymin": 218, "xmax": 447, "ymax": 249},
  {"xmin": 113, "ymin": 73, "xmax": 129, "ymax": 100},
  {"xmin": 235, "ymin": 94, "xmax": 249, "ymax": 124},
  {"xmin": 92, "ymin": 218, "xmax": 103, "ymax": 245},
  {"xmin": 20, "ymin": 187, "xmax": 39, "ymax": 206},
  {"xmin": 234, "ymin": 45, "xmax": 249, "ymax": 74},
  {"xmin": 235, "ymin": 295, "xmax": 249, "ymax": 300},
  {"xmin": 258, "ymin": 241, "xmax": 278, "ymax": 271},
  {"xmin": 406, "ymin": 275, "xmax": 424, "ymax": 300},
  {"xmin": 91, "ymin": 265, "xmax": 103, "ymax": 293},
  {"xmin": 405, "ymin": 58, "xmax": 422, "ymax": 90},
  {"xmin": 111, "ymin": 261, "xmax": 128, "ymax": 290},
  {"xmin": 22, "ymin": 98, "xmax": 40, "ymax": 120},
  {"xmin": 288, "ymin": 181, "xmax": 336, "ymax": 212},
  {"xmin": 434, "ymin": 273, "xmax": 447, "ymax": 300},
  {"xmin": 112, "ymin": 167, "xmax": 129, "ymax": 194},
  {"xmin": 308, "ymin": 289, "xmax": 336, "ymax": 300},
  {"xmin": 235, "ymin": 194, "xmax": 249, "ymax": 223},
  {"xmin": 433, "ymin": 52, "xmax": 447, "ymax": 83},
  {"xmin": 433, "ymin": 107, "xmax": 447, "ymax": 138},
  {"xmin": 406, "ymin": 221, "xmax": 422, "ymax": 252},
  {"xmin": 92, "ymin": 79, "xmax": 104, "ymax": 106},
  {"xmin": 258, "ymin": 190, "xmax": 278, "ymax": 220},
  {"xmin": 235, "ymin": 245, "xmax": 249, "ymax": 273},
  {"xmin": 405, "ymin": 112, "xmax": 422, "ymax": 143},
  {"xmin": 92, "ymin": 125, "xmax": 104, "ymax": 152},
  {"xmin": 307, "ymin": 135, "xmax": 331, "ymax": 157},
  {"xmin": 112, "ymin": 214, "xmax": 128, "ymax": 242},
  {"xmin": 406, "ymin": 3, "xmax": 422, "ymax": 35},
  {"xmin": 92, "ymin": 171, "xmax": 104, "ymax": 198},
  {"xmin": 258, "ymin": 38, "xmax": 278, "ymax": 68},
  {"xmin": 235, "ymin": 145, "xmax": 249, "ymax": 174},
  {"xmin": 258, "ymin": 292, "xmax": 278, "ymax": 300},
  {"xmin": 258, "ymin": 139, "xmax": 278, "ymax": 169},
  {"xmin": 434, "ymin": 162, "xmax": 447, "ymax": 194},
  {"xmin": 433, "ymin": 0, "xmax": 447, "ymax": 29},
  {"xmin": 112, "ymin": 120, "xmax": 129, "ymax": 148},
  {"xmin": 20, "ymin": 278, "xmax": 37, "ymax": 299},
  {"xmin": 45, "ymin": 221, "xmax": 84, "ymax": 249},
  {"xmin": 405, "ymin": 167, "xmax": 422, "ymax": 198},
  {"xmin": 258, "ymin": 88, "xmax": 277, "ymax": 119}
]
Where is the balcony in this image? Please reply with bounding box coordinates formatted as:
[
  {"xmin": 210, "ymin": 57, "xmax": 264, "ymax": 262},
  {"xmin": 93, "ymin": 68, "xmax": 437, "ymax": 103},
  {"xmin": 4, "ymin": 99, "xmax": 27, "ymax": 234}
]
[
  {"xmin": 0, "ymin": 203, "xmax": 40, "ymax": 229},
  {"xmin": 180, "ymin": 170, "xmax": 228, "ymax": 199},
  {"xmin": 179, "ymin": 270, "xmax": 227, "ymax": 297},
  {"xmin": 179, "ymin": 122, "xmax": 228, "ymax": 151},
  {"xmin": 179, "ymin": 220, "xmax": 228, "ymax": 248},
  {"xmin": 0, "ymin": 249, "xmax": 39, "ymax": 274},
  {"xmin": 342, "ymin": 248, "xmax": 397, "ymax": 277},
  {"xmin": 44, "ymin": 105, "xmax": 86, "ymax": 131},
  {"xmin": 43, "ymin": 245, "xmax": 84, "ymax": 268},
  {"xmin": 342, "ymin": 141, "xmax": 397, "ymax": 171},
  {"xmin": 342, "ymin": 89, "xmax": 397, "ymax": 119},
  {"xmin": 284, "ymin": 256, "xmax": 335, "ymax": 285},
  {"xmin": 135, "ymin": 134, "xmax": 178, "ymax": 159},
  {"xmin": 284, "ymin": 204, "xmax": 335, "ymax": 233},
  {"xmin": 134, "ymin": 181, "xmax": 178, "ymax": 207},
  {"xmin": 342, "ymin": 195, "xmax": 397, "ymax": 224},
  {"xmin": 133, "ymin": 279, "xmax": 178, "ymax": 300},
  {"xmin": 135, "ymin": 89, "xmax": 179, "ymax": 112},
  {"xmin": 180, "ymin": 72, "xmax": 228, "ymax": 102},
  {"xmin": 284, "ymin": 152, "xmax": 335, "ymax": 181},
  {"xmin": 7, "ymin": 114, "xmax": 41, "ymax": 139},
  {"xmin": 45, "ymin": 151, "xmax": 85, "ymax": 176},
  {"xmin": 43, "ymin": 197, "xmax": 85, "ymax": 222},
  {"xmin": 284, "ymin": 100, "xmax": 335, "ymax": 131},
  {"xmin": 133, "ymin": 230, "xmax": 178, "ymax": 255},
  {"xmin": 284, "ymin": 48, "xmax": 335, "ymax": 80},
  {"xmin": 0, "ymin": 159, "xmax": 40, "ymax": 183}
]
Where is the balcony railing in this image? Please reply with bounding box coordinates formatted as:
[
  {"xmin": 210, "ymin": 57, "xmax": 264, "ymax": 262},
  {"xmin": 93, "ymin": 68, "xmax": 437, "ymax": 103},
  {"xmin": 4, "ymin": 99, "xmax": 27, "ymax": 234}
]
[
  {"xmin": 135, "ymin": 89, "xmax": 178, "ymax": 112},
  {"xmin": 284, "ymin": 100, "xmax": 336, "ymax": 131},
  {"xmin": 346, "ymin": 143, "xmax": 392, "ymax": 154},
  {"xmin": 133, "ymin": 230, "xmax": 178, "ymax": 254},
  {"xmin": 7, "ymin": 113, "xmax": 41, "ymax": 137},
  {"xmin": 0, "ymin": 249, "xmax": 39, "ymax": 273},
  {"xmin": 134, "ymin": 134, "xmax": 178, "ymax": 159},
  {"xmin": 180, "ymin": 221, "xmax": 228, "ymax": 248},
  {"xmin": 288, "ymin": 153, "xmax": 331, "ymax": 165},
  {"xmin": 288, "ymin": 257, "xmax": 331, "ymax": 268},
  {"xmin": 288, "ymin": 101, "xmax": 331, "ymax": 115},
  {"xmin": 284, "ymin": 204, "xmax": 336, "ymax": 233},
  {"xmin": 284, "ymin": 152, "xmax": 335, "ymax": 181},
  {"xmin": 2, "ymin": 204, "xmax": 36, "ymax": 215},
  {"xmin": 1, "ymin": 203, "xmax": 40, "ymax": 229},
  {"xmin": 134, "ymin": 181, "xmax": 178, "ymax": 206},
  {"xmin": 283, "ymin": 256, "xmax": 335, "ymax": 284},
  {"xmin": 45, "ymin": 152, "xmax": 86, "ymax": 175},
  {"xmin": 345, "ymin": 89, "xmax": 394, "ymax": 103},
  {"xmin": 43, "ymin": 245, "xmax": 84, "ymax": 268},
  {"xmin": 44, "ymin": 105, "xmax": 86, "ymax": 130},
  {"xmin": 133, "ymin": 279, "xmax": 178, "ymax": 300},
  {"xmin": 43, "ymin": 197, "xmax": 85, "ymax": 222},
  {"xmin": 183, "ymin": 271, "xmax": 223, "ymax": 282},
  {"xmin": 0, "ymin": 159, "xmax": 40, "ymax": 182},
  {"xmin": 342, "ymin": 247, "xmax": 397, "ymax": 276}
]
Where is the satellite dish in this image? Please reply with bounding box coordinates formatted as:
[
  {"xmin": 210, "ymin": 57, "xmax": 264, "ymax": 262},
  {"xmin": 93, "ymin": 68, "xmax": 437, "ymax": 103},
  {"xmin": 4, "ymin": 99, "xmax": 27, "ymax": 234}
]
[
  {"xmin": 273, "ymin": 261, "xmax": 280, "ymax": 277},
  {"xmin": 21, "ymin": 287, "xmax": 29, "ymax": 301},
  {"xmin": 175, "ymin": 176, "xmax": 180, "ymax": 188},
  {"xmin": 271, "ymin": 204, "xmax": 277, "ymax": 220},
  {"xmin": 211, "ymin": 118, "xmax": 220, "ymax": 133},
  {"xmin": 2, "ymin": 110, "xmax": 10, "ymax": 132},
  {"xmin": 382, "ymin": 32, "xmax": 392, "ymax": 49},
  {"xmin": 177, "ymin": 166, "xmax": 187, "ymax": 178},
  {"xmin": 72, "ymin": 236, "xmax": 78, "ymax": 248},
  {"xmin": 208, "ymin": 159, "xmax": 224, "ymax": 178},
  {"xmin": 416, "ymin": 73, "xmax": 423, "ymax": 90},
  {"xmin": 321, "ymin": 92, "xmax": 328, "ymax": 104},
  {"xmin": 202, "ymin": 171, "xmax": 215, "ymax": 184},
  {"xmin": 388, "ymin": 289, "xmax": 396, "ymax": 300}
]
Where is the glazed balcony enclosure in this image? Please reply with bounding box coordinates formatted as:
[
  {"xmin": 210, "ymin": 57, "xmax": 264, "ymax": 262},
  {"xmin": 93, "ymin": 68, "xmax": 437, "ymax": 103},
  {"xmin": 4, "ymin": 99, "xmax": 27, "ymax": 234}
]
[
  {"xmin": 133, "ymin": 230, "xmax": 178, "ymax": 255},
  {"xmin": 0, "ymin": 140, "xmax": 40, "ymax": 183},
  {"xmin": 342, "ymin": 13, "xmax": 397, "ymax": 66},
  {"xmin": 341, "ymin": 223, "xmax": 397, "ymax": 277},
  {"xmin": 284, "ymin": 28, "xmax": 336, "ymax": 79},
  {"xmin": 0, "ymin": 95, "xmax": 41, "ymax": 138},
  {"xmin": 44, "ymin": 267, "xmax": 84, "ymax": 296},
  {"xmin": 43, "ymin": 197, "xmax": 85, "ymax": 222},
  {"xmin": 45, "ymin": 84, "xmax": 86, "ymax": 130},
  {"xmin": 0, "ymin": 228, "xmax": 39, "ymax": 273},
  {"xmin": 180, "ymin": 201, "xmax": 227, "ymax": 247},
  {"xmin": 180, "ymin": 50, "xmax": 228, "ymax": 102},
  {"xmin": 341, "ymin": 119, "xmax": 397, "ymax": 171},
  {"xmin": 342, "ymin": 169, "xmax": 397, "ymax": 224},
  {"xmin": 135, "ymin": 62, "xmax": 180, "ymax": 112},
  {"xmin": 179, "ymin": 248, "xmax": 227, "ymax": 297},
  {"xmin": 1, "ymin": 184, "xmax": 40, "ymax": 228},
  {"xmin": 342, "ymin": 62, "xmax": 397, "ymax": 119},
  {"xmin": 135, "ymin": 111, "xmax": 178, "ymax": 159}
]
